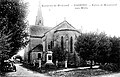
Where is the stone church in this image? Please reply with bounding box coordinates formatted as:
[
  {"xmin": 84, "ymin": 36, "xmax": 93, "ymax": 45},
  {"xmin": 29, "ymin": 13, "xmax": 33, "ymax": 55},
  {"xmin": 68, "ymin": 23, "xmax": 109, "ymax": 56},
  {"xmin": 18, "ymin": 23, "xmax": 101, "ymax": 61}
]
[{"xmin": 24, "ymin": 3, "xmax": 81, "ymax": 65}]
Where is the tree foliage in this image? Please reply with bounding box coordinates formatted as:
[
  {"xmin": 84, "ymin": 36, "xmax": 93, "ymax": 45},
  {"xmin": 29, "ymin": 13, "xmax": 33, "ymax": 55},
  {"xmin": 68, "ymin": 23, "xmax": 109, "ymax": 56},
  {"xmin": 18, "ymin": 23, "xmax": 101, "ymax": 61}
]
[
  {"xmin": 67, "ymin": 52, "xmax": 81, "ymax": 67},
  {"xmin": 95, "ymin": 33, "xmax": 112, "ymax": 64},
  {"xmin": 75, "ymin": 32, "xmax": 112, "ymax": 68},
  {"xmin": 108, "ymin": 36, "xmax": 120, "ymax": 63},
  {"xmin": 75, "ymin": 33, "xmax": 96, "ymax": 68},
  {"xmin": 52, "ymin": 45, "xmax": 68, "ymax": 62},
  {"xmin": 0, "ymin": 0, "xmax": 28, "ymax": 60}
]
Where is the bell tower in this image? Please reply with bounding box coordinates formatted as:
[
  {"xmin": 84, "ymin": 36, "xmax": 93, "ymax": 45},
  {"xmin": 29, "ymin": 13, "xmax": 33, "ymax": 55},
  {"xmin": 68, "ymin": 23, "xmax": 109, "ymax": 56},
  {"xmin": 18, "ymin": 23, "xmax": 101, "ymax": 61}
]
[{"xmin": 35, "ymin": 1, "xmax": 43, "ymax": 26}]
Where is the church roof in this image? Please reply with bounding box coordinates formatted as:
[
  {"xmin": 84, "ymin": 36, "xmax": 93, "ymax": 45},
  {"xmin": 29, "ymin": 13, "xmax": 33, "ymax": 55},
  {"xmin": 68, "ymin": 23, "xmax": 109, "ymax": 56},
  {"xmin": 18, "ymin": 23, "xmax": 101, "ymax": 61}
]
[
  {"xmin": 44, "ymin": 20, "xmax": 80, "ymax": 34},
  {"xmin": 30, "ymin": 44, "xmax": 43, "ymax": 52},
  {"xmin": 30, "ymin": 20, "xmax": 80, "ymax": 37},
  {"xmin": 30, "ymin": 25, "xmax": 51, "ymax": 36},
  {"xmin": 56, "ymin": 20, "xmax": 76, "ymax": 30}
]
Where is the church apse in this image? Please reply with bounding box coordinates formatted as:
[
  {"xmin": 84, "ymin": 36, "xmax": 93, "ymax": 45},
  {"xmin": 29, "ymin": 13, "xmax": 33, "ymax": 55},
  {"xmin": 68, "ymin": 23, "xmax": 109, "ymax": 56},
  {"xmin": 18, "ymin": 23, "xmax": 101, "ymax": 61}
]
[{"xmin": 52, "ymin": 29, "xmax": 79, "ymax": 53}]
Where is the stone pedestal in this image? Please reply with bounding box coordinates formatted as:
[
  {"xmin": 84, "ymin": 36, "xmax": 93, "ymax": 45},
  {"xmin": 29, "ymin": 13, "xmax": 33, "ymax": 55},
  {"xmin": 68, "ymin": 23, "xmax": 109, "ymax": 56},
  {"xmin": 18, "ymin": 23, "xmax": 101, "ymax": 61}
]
[
  {"xmin": 43, "ymin": 51, "xmax": 56, "ymax": 69},
  {"xmin": 46, "ymin": 51, "xmax": 53, "ymax": 64}
]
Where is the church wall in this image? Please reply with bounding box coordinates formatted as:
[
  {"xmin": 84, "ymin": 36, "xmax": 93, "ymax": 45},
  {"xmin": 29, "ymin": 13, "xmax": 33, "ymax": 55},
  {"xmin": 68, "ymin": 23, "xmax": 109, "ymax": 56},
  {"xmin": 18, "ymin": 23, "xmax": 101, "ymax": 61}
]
[
  {"xmin": 44, "ymin": 30, "xmax": 80, "ymax": 53},
  {"xmin": 24, "ymin": 38, "xmax": 43, "ymax": 63},
  {"xmin": 44, "ymin": 30, "xmax": 55, "ymax": 51},
  {"xmin": 30, "ymin": 52, "xmax": 42, "ymax": 64},
  {"xmin": 54, "ymin": 31, "xmax": 80, "ymax": 52},
  {"xmin": 29, "ymin": 38, "xmax": 43, "ymax": 50}
]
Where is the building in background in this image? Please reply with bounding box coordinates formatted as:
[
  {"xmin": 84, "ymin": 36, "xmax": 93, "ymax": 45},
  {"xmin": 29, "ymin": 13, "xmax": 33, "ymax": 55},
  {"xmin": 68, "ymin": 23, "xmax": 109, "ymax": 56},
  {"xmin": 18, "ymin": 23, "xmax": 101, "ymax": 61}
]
[{"xmin": 24, "ymin": 2, "xmax": 81, "ymax": 64}]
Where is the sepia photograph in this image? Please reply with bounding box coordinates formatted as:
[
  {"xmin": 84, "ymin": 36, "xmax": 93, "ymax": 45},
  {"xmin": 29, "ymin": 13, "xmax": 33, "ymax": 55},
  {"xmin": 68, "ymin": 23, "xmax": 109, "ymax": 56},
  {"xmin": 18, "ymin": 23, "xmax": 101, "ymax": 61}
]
[{"xmin": 0, "ymin": 0, "xmax": 120, "ymax": 77}]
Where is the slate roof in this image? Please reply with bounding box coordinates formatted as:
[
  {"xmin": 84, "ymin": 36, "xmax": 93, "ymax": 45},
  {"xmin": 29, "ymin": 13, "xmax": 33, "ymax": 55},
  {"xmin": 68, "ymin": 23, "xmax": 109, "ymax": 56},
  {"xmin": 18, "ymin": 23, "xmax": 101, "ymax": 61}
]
[
  {"xmin": 44, "ymin": 20, "xmax": 80, "ymax": 35},
  {"xmin": 30, "ymin": 25, "xmax": 51, "ymax": 36},
  {"xmin": 30, "ymin": 20, "xmax": 80, "ymax": 37},
  {"xmin": 30, "ymin": 44, "xmax": 43, "ymax": 53}
]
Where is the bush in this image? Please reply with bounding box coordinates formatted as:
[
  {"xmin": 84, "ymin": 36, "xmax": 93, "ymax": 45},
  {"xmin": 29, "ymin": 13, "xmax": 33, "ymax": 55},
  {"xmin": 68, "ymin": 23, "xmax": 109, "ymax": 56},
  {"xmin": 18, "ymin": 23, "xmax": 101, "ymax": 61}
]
[
  {"xmin": 99, "ymin": 63, "xmax": 119, "ymax": 72},
  {"xmin": 43, "ymin": 63, "xmax": 57, "ymax": 69},
  {"xmin": 58, "ymin": 61, "xmax": 65, "ymax": 68},
  {"xmin": 52, "ymin": 45, "xmax": 66, "ymax": 62},
  {"xmin": 67, "ymin": 52, "xmax": 81, "ymax": 67},
  {"xmin": 79, "ymin": 58, "xmax": 88, "ymax": 67}
]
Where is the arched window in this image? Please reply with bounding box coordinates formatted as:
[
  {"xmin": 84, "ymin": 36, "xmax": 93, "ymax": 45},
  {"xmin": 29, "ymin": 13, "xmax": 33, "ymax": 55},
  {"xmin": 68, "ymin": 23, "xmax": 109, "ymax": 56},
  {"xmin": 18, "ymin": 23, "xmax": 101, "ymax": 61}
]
[
  {"xmin": 48, "ymin": 41, "xmax": 53, "ymax": 51},
  {"xmin": 38, "ymin": 53, "xmax": 41, "ymax": 59},
  {"xmin": 61, "ymin": 36, "xmax": 64, "ymax": 50},
  {"xmin": 48, "ymin": 44, "xmax": 50, "ymax": 50},
  {"xmin": 50, "ymin": 41, "xmax": 53, "ymax": 50},
  {"xmin": 70, "ymin": 37, "xmax": 73, "ymax": 53}
]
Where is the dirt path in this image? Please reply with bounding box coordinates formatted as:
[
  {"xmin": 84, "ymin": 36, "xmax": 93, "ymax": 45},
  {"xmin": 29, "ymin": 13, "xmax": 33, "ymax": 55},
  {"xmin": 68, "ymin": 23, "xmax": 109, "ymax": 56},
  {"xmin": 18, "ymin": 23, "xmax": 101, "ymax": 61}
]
[{"xmin": 4, "ymin": 64, "xmax": 50, "ymax": 77}]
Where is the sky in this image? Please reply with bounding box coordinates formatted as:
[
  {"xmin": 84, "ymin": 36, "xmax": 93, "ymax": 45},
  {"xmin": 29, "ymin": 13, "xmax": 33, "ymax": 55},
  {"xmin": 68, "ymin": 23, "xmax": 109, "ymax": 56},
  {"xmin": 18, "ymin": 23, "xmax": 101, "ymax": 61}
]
[
  {"xmin": 25, "ymin": 0, "xmax": 120, "ymax": 37},
  {"xmin": 24, "ymin": 0, "xmax": 120, "ymax": 37},
  {"xmin": 18, "ymin": 0, "xmax": 120, "ymax": 56}
]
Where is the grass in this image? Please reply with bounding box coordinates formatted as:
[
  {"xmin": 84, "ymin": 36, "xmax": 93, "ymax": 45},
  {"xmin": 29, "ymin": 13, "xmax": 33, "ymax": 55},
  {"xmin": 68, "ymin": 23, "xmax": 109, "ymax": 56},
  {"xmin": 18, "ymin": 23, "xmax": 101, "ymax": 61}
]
[{"xmin": 48, "ymin": 68, "xmax": 112, "ymax": 77}]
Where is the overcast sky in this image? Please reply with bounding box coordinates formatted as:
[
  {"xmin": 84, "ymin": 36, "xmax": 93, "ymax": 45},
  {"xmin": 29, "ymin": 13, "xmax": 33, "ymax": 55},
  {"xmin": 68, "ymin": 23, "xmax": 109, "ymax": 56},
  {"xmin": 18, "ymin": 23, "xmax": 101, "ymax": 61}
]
[{"xmin": 24, "ymin": 0, "xmax": 120, "ymax": 37}]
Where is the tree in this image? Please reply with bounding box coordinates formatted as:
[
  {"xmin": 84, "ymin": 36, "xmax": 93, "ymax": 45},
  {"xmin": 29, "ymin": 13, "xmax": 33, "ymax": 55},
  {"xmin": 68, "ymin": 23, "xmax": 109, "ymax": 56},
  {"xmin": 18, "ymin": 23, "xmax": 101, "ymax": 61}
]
[
  {"xmin": 95, "ymin": 33, "xmax": 112, "ymax": 64},
  {"xmin": 109, "ymin": 36, "xmax": 120, "ymax": 63},
  {"xmin": 0, "ymin": 0, "xmax": 28, "ymax": 62},
  {"xmin": 67, "ymin": 52, "xmax": 81, "ymax": 67},
  {"xmin": 52, "ymin": 45, "xmax": 67, "ymax": 62},
  {"xmin": 75, "ymin": 32, "xmax": 111, "ymax": 68},
  {"xmin": 75, "ymin": 32, "xmax": 99, "ymax": 68}
]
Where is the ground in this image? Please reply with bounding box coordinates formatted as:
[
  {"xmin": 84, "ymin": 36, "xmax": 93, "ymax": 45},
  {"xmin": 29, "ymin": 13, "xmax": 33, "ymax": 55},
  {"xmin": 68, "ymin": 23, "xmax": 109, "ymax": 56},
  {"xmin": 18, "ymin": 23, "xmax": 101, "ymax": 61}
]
[
  {"xmin": 1, "ymin": 63, "xmax": 120, "ymax": 77},
  {"xmin": 1, "ymin": 64, "xmax": 50, "ymax": 77}
]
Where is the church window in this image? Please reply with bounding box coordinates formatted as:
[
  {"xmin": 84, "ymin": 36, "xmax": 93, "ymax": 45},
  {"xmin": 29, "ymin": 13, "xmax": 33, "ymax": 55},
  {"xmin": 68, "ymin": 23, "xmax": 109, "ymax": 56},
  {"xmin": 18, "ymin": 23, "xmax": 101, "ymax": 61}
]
[
  {"xmin": 38, "ymin": 53, "xmax": 41, "ymax": 59},
  {"xmin": 70, "ymin": 37, "xmax": 73, "ymax": 53},
  {"xmin": 48, "ymin": 44, "xmax": 50, "ymax": 50},
  {"xmin": 50, "ymin": 41, "xmax": 53, "ymax": 50},
  {"xmin": 39, "ymin": 20, "xmax": 41, "ymax": 23},
  {"xmin": 61, "ymin": 36, "xmax": 64, "ymax": 50},
  {"xmin": 45, "ymin": 39, "xmax": 47, "ymax": 51},
  {"xmin": 53, "ymin": 41, "xmax": 54, "ymax": 47}
]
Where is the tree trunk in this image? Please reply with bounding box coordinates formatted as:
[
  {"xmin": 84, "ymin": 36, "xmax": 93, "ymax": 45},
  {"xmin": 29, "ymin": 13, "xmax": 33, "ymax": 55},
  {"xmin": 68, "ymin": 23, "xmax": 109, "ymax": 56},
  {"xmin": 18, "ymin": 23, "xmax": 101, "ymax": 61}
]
[{"xmin": 90, "ymin": 60, "xmax": 93, "ymax": 69}]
